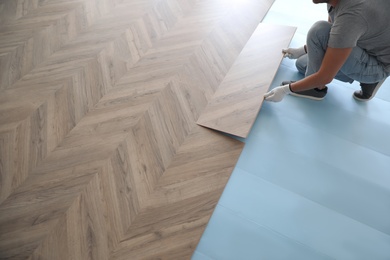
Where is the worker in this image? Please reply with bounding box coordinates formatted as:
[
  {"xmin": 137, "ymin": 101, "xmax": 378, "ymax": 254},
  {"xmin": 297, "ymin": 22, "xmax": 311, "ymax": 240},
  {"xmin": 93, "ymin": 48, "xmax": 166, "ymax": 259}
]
[{"xmin": 264, "ymin": 0, "xmax": 390, "ymax": 102}]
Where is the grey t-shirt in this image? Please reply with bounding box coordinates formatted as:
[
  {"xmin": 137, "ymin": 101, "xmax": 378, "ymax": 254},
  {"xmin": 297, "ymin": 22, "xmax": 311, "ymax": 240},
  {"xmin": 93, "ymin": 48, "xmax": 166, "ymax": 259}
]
[{"xmin": 328, "ymin": 0, "xmax": 390, "ymax": 73}]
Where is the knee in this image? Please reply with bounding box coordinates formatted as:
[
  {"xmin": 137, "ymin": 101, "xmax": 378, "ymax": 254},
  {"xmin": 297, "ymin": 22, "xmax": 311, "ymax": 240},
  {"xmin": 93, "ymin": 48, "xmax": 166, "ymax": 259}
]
[{"xmin": 307, "ymin": 21, "xmax": 331, "ymax": 43}]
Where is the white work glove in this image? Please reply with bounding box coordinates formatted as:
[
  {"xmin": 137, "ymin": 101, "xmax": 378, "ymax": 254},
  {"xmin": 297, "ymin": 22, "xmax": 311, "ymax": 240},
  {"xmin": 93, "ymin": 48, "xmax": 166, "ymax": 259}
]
[
  {"xmin": 264, "ymin": 85, "xmax": 292, "ymax": 102},
  {"xmin": 282, "ymin": 46, "xmax": 306, "ymax": 59}
]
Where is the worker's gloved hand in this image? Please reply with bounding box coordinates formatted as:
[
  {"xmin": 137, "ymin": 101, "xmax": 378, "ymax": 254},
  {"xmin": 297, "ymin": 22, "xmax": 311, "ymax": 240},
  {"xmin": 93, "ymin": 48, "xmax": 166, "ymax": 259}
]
[
  {"xmin": 264, "ymin": 85, "xmax": 292, "ymax": 102},
  {"xmin": 282, "ymin": 46, "xmax": 306, "ymax": 59}
]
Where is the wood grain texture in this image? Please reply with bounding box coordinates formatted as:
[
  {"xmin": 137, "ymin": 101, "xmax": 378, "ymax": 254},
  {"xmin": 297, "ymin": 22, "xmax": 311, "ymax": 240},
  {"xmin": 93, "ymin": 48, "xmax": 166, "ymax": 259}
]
[
  {"xmin": 197, "ymin": 24, "xmax": 296, "ymax": 138},
  {"xmin": 0, "ymin": 0, "xmax": 277, "ymax": 258}
]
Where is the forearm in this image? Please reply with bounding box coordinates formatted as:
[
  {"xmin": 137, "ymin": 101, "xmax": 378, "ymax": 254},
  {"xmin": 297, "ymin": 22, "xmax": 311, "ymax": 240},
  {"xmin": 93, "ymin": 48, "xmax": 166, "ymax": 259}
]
[{"xmin": 290, "ymin": 47, "xmax": 353, "ymax": 92}]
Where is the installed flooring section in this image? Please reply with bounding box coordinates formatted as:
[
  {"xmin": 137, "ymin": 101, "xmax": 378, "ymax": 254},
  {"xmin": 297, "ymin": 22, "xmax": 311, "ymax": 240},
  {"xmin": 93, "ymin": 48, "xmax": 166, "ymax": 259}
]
[
  {"xmin": 0, "ymin": 0, "xmax": 278, "ymax": 259},
  {"xmin": 194, "ymin": 1, "xmax": 390, "ymax": 259}
]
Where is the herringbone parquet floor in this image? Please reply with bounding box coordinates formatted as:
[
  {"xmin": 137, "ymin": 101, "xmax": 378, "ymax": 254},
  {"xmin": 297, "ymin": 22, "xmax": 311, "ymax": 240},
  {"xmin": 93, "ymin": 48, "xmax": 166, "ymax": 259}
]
[{"xmin": 0, "ymin": 0, "xmax": 294, "ymax": 258}]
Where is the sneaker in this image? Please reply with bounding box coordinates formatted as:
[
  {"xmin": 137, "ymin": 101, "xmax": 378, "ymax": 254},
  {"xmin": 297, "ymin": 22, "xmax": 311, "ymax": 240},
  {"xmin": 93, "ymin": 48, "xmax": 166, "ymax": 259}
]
[
  {"xmin": 282, "ymin": 81, "xmax": 328, "ymax": 101},
  {"xmin": 353, "ymin": 79, "xmax": 386, "ymax": 101}
]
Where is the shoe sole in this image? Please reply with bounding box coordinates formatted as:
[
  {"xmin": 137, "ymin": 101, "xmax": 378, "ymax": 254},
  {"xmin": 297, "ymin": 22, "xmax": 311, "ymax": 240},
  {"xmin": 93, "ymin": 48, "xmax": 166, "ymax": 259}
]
[{"xmin": 290, "ymin": 92, "xmax": 326, "ymax": 101}]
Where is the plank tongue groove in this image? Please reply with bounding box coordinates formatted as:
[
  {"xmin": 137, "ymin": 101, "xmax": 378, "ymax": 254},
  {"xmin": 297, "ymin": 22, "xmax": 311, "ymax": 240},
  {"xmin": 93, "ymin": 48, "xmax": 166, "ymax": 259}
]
[{"xmin": 197, "ymin": 24, "xmax": 296, "ymax": 138}]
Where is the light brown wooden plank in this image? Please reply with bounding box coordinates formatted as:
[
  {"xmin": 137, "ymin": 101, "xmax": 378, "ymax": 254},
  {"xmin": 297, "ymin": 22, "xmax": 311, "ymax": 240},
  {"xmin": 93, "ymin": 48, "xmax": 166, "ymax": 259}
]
[{"xmin": 197, "ymin": 23, "xmax": 296, "ymax": 138}]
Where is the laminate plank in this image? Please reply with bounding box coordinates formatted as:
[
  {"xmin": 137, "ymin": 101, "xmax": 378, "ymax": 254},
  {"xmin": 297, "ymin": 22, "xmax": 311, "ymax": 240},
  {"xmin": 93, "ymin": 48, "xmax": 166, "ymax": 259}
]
[{"xmin": 197, "ymin": 23, "xmax": 296, "ymax": 138}]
